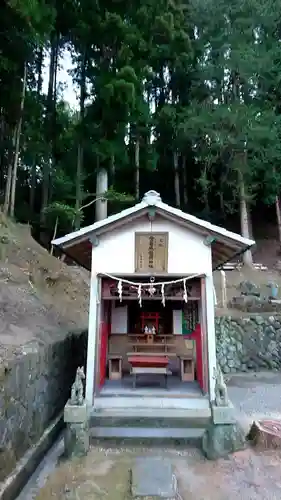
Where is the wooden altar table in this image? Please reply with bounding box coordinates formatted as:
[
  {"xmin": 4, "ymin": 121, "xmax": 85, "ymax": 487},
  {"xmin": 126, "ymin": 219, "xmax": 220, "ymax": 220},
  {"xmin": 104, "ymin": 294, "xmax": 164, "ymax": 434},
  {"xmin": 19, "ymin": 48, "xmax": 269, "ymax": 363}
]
[{"xmin": 128, "ymin": 354, "xmax": 170, "ymax": 389}]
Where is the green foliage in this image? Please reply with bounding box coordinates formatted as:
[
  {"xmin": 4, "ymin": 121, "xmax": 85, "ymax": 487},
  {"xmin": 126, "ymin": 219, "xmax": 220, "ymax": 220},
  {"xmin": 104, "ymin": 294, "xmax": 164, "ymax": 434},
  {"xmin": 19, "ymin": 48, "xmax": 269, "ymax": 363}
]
[
  {"xmin": 43, "ymin": 202, "xmax": 82, "ymax": 231},
  {"xmin": 3, "ymin": 0, "xmax": 281, "ymax": 243},
  {"xmin": 104, "ymin": 187, "xmax": 135, "ymax": 204}
]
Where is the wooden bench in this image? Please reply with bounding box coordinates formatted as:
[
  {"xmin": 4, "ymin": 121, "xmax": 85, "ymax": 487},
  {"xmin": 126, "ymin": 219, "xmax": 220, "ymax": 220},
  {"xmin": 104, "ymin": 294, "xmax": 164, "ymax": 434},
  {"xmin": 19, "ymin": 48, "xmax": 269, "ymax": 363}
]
[
  {"xmin": 130, "ymin": 366, "xmax": 172, "ymax": 389},
  {"xmin": 127, "ymin": 351, "xmax": 177, "ymax": 357}
]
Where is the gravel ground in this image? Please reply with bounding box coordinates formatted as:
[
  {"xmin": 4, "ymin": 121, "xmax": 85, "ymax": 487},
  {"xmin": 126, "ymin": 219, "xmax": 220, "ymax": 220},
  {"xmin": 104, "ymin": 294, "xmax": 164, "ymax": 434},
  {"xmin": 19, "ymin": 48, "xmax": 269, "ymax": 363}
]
[
  {"xmin": 227, "ymin": 372, "xmax": 281, "ymax": 431},
  {"xmin": 20, "ymin": 446, "xmax": 281, "ymax": 500},
  {"xmin": 16, "ymin": 372, "xmax": 281, "ymax": 500}
]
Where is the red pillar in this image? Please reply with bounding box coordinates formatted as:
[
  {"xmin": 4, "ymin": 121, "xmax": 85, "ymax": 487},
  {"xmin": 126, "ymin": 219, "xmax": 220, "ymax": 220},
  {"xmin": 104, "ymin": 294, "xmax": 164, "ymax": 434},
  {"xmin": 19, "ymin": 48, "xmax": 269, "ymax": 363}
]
[
  {"xmin": 187, "ymin": 323, "xmax": 203, "ymax": 391},
  {"xmin": 99, "ymin": 321, "xmax": 109, "ymax": 388}
]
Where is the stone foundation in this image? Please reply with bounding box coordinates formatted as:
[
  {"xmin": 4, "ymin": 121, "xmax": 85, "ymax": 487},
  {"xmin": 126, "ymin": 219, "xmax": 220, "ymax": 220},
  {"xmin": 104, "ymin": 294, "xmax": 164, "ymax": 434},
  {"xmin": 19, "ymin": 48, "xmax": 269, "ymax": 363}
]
[
  {"xmin": 211, "ymin": 403, "xmax": 236, "ymax": 425},
  {"xmin": 216, "ymin": 315, "xmax": 281, "ymax": 373},
  {"xmin": 202, "ymin": 421, "xmax": 246, "ymax": 460},
  {"xmin": 64, "ymin": 402, "xmax": 89, "ymax": 458},
  {"xmin": 0, "ymin": 330, "xmax": 87, "ymax": 482}
]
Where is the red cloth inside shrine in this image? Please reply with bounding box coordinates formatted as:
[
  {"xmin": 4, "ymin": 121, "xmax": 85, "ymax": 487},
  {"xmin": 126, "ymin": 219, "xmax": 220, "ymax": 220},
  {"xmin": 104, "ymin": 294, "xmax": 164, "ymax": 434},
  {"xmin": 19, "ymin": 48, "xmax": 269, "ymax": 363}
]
[{"xmin": 128, "ymin": 356, "xmax": 169, "ymax": 368}]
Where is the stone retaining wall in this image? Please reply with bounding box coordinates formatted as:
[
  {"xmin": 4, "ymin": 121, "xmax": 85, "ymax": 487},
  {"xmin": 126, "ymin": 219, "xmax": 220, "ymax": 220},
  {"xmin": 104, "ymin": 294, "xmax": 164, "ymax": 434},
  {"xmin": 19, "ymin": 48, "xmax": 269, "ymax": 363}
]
[
  {"xmin": 216, "ymin": 315, "xmax": 281, "ymax": 373},
  {"xmin": 2, "ymin": 316, "xmax": 281, "ymax": 481},
  {"xmin": 0, "ymin": 330, "xmax": 87, "ymax": 482}
]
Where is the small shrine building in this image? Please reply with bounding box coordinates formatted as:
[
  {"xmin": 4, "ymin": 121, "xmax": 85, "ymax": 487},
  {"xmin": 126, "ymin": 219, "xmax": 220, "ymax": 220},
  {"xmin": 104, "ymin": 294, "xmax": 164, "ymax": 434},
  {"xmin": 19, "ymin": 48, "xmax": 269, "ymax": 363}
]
[{"xmin": 52, "ymin": 190, "xmax": 255, "ymax": 415}]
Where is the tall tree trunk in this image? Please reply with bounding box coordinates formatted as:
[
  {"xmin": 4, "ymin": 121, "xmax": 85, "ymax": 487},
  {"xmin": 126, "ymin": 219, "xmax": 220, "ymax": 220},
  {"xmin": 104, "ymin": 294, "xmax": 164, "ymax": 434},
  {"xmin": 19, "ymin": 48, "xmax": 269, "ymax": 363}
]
[
  {"xmin": 75, "ymin": 144, "xmax": 83, "ymax": 230},
  {"xmin": 0, "ymin": 117, "xmax": 7, "ymax": 190},
  {"xmin": 174, "ymin": 151, "xmax": 180, "ymax": 207},
  {"xmin": 272, "ymin": 165, "xmax": 281, "ymax": 246},
  {"xmin": 53, "ymin": 42, "xmax": 59, "ymax": 106},
  {"xmin": 110, "ymin": 153, "xmax": 115, "ymax": 186},
  {"xmin": 49, "ymin": 36, "xmax": 59, "ymax": 205},
  {"xmin": 182, "ymin": 155, "xmax": 188, "ymax": 207},
  {"xmin": 41, "ymin": 34, "xmax": 58, "ymax": 224},
  {"xmin": 6, "ymin": 64, "xmax": 27, "ymax": 217},
  {"xmin": 3, "ymin": 127, "xmax": 17, "ymax": 215},
  {"xmin": 231, "ymin": 79, "xmax": 253, "ymax": 265},
  {"xmin": 219, "ymin": 181, "xmax": 225, "ymax": 215},
  {"xmin": 239, "ymin": 171, "xmax": 253, "ymax": 266},
  {"xmin": 95, "ymin": 168, "xmax": 108, "ymax": 221},
  {"xmin": 74, "ymin": 49, "xmax": 87, "ymax": 230},
  {"xmin": 135, "ymin": 137, "xmax": 140, "ymax": 200},
  {"xmin": 202, "ymin": 163, "xmax": 210, "ymax": 216},
  {"xmin": 275, "ymin": 196, "xmax": 281, "ymax": 245},
  {"xmin": 30, "ymin": 47, "xmax": 43, "ymax": 211}
]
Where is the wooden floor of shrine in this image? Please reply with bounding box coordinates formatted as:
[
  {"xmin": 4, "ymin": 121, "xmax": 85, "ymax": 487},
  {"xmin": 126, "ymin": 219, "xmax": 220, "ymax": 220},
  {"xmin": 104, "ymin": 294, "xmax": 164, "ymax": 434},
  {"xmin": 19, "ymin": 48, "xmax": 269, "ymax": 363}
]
[{"xmin": 99, "ymin": 374, "xmax": 203, "ymax": 398}]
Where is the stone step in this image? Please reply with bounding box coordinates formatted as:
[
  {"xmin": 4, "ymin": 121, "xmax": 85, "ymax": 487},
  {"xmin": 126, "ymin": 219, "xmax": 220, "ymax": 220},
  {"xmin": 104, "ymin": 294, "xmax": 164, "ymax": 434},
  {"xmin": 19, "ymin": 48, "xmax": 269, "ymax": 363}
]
[
  {"xmin": 89, "ymin": 426, "xmax": 204, "ymax": 447},
  {"xmin": 99, "ymin": 391, "xmax": 202, "ymax": 399},
  {"xmin": 92, "ymin": 396, "xmax": 211, "ymax": 413},
  {"xmin": 91, "ymin": 406, "xmax": 210, "ymax": 416},
  {"xmin": 90, "ymin": 403, "xmax": 211, "ymax": 431},
  {"xmin": 90, "ymin": 399, "xmax": 210, "ymax": 446},
  {"xmin": 89, "ymin": 414, "xmax": 210, "ymax": 429}
]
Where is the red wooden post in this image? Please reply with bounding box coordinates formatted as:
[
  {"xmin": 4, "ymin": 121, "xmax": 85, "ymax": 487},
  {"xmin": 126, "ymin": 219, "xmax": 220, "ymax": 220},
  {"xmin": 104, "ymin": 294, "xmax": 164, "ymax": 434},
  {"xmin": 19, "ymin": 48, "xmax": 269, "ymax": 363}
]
[
  {"xmin": 188, "ymin": 323, "xmax": 204, "ymax": 391},
  {"xmin": 99, "ymin": 321, "xmax": 109, "ymax": 388}
]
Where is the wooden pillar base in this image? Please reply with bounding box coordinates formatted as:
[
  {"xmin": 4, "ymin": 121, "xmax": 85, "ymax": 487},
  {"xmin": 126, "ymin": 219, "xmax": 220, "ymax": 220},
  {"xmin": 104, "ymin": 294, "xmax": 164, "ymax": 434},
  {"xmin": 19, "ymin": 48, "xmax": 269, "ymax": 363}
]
[
  {"xmin": 108, "ymin": 355, "xmax": 122, "ymax": 380},
  {"xmin": 180, "ymin": 356, "xmax": 195, "ymax": 382}
]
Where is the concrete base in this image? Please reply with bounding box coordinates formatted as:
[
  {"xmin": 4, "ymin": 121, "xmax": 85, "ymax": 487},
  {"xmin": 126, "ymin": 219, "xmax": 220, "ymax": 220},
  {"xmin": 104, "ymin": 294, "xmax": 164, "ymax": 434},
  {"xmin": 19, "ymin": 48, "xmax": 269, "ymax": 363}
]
[
  {"xmin": 64, "ymin": 401, "xmax": 88, "ymax": 423},
  {"xmin": 131, "ymin": 457, "xmax": 177, "ymax": 499},
  {"xmin": 202, "ymin": 421, "xmax": 246, "ymax": 460},
  {"xmin": 64, "ymin": 402, "xmax": 89, "ymax": 458},
  {"xmin": 211, "ymin": 402, "xmax": 236, "ymax": 425}
]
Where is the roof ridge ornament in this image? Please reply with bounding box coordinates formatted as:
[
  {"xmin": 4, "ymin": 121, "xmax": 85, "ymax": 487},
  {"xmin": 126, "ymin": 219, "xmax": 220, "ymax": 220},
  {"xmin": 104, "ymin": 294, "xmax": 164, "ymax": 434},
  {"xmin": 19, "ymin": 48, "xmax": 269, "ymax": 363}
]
[{"xmin": 142, "ymin": 190, "xmax": 162, "ymax": 205}]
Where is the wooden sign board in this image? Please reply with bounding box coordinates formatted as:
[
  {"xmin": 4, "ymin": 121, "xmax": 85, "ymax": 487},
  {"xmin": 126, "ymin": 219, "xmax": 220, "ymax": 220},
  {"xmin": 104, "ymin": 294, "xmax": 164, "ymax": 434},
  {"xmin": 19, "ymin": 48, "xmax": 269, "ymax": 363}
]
[{"xmin": 135, "ymin": 232, "xmax": 168, "ymax": 272}]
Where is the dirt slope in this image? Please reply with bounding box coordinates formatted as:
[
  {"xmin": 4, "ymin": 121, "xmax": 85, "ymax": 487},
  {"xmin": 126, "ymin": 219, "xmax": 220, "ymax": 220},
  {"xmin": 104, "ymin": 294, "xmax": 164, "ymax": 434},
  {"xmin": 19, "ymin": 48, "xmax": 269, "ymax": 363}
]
[
  {"xmin": 0, "ymin": 213, "xmax": 89, "ymax": 362},
  {"xmin": 2, "ymin": 212, "xmax": 281, "ymax": 362}
]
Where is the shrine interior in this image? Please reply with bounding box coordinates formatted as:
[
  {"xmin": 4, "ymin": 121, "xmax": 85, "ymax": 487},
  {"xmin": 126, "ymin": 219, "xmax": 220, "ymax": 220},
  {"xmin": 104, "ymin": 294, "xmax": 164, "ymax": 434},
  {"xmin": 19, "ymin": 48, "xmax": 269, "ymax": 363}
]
[{"xmin": 99, "ymin": 276, "xmax": 206, "ymax": 397}]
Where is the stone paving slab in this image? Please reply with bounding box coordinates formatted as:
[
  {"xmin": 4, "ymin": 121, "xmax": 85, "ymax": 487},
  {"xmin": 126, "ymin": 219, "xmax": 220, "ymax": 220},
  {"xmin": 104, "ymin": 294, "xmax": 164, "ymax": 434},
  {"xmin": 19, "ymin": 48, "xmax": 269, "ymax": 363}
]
[{"xmin": 131, "ymin": 457, "xmax": 177, "ymax": 499}]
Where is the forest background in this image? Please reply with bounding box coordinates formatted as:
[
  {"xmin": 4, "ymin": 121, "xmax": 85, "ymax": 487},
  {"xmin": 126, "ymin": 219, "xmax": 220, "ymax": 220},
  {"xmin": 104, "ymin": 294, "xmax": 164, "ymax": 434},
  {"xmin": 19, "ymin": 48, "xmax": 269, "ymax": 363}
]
[{"xmin": 2, "ymin": 0, "xmax": 281, "ymax": 266}]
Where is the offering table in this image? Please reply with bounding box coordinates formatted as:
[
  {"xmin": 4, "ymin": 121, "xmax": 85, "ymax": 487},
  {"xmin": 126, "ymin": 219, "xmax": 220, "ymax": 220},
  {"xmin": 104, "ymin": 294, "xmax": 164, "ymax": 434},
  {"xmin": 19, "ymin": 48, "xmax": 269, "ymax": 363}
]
[
  {"xmin": 127, "ymin": 355, "xmax": 171, "ymax": 389},
  {"xmin": 127, "ymin": 334, "xmax": 175, "ymax": 389}
]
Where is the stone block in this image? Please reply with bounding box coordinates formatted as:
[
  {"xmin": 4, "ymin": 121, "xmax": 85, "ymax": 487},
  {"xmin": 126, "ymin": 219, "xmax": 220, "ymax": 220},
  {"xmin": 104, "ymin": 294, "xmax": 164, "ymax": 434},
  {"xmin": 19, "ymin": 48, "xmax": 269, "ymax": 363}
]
[
  {"xmin": 64, "ymin": 402, "xmax": 89, "ymax": 458},
  {"xmin": 64, "ymin": 402, "xmax": 88, "ymax": 423},
  {"xmin": 238, "ymin": 280, "xmax": 260, "ymax": 296},
  {"xmin": 131, "ymin": 457, "xmax": 177, "ymax": 499},
  {"xmin": 202, "ymin": 422, "xmax": 246, "ymax": 460},
  {"xmin": 64, "ymin": 421, "xmax": 89, "ymax": 458},
  {"xmin": 211, "ymin": 403, "xmax": 236, "ymax": 425}
]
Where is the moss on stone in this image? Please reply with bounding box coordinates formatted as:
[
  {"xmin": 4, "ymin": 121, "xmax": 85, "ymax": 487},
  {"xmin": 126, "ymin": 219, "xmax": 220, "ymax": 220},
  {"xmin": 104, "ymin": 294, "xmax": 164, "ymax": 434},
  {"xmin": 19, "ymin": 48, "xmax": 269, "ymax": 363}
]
[{"xmin": 0, "ymin": 330, "xmax": 87, "ymax": 483}]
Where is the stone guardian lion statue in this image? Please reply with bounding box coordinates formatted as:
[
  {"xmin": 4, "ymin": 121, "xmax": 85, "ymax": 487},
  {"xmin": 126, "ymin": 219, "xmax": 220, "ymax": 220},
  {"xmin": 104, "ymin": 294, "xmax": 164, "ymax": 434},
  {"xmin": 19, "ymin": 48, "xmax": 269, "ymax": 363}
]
[
  {"xmin": 214, "ymin": 365, "xmax": 229, "ymax": 406},
  {"xmin": 70, "ymin": 366, "xmax": 85, "ymax": 406}
]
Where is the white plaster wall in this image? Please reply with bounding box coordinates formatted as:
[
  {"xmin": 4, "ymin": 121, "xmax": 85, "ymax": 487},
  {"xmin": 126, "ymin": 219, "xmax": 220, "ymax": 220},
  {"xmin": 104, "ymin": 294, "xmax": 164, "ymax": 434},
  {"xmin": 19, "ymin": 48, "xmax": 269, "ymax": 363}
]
[
  {"xmin": 91, "ymin": 215, "xmax": 212, "ymax": 275},
  {"xmin": 205, "ymin": 274, "xmax": 217, "ymax": 400},
  {"xmin": 111, "ymin": 304, "xmax": 128, "ymax": 333},
  {"xmin": 173, "ymin": 310, "xmax": 182, "ymax": 335}
]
